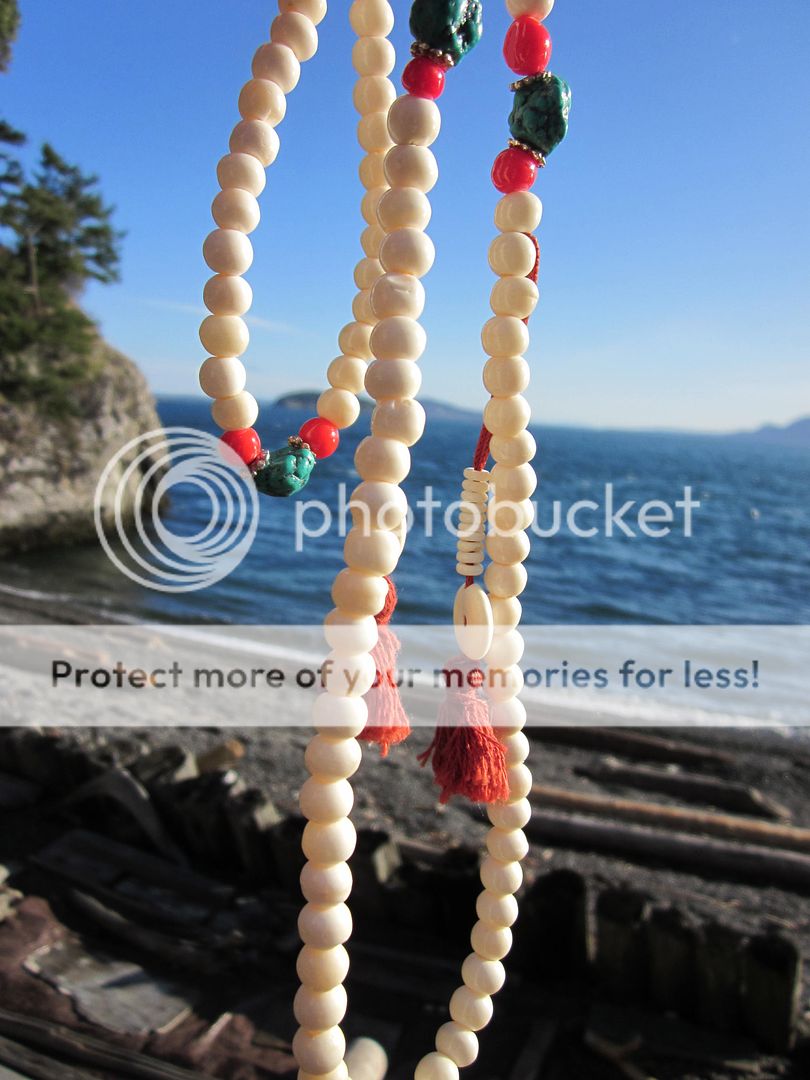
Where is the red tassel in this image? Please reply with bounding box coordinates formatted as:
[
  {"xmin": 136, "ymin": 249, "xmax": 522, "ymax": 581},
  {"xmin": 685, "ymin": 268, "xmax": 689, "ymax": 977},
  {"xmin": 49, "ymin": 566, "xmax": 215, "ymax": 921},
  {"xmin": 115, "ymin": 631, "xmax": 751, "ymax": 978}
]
[
  {"xmin": 359, "ymin": 576, "xmax": 411, "ymax": 756},
  {"xmin": 418, "ymin": 660, "xmax": 509, "ymax": 804}
]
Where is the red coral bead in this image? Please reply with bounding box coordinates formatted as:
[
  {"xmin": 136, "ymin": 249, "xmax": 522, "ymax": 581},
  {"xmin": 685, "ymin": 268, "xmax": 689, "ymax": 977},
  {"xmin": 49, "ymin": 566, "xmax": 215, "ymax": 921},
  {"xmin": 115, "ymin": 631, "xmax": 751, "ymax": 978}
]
[
  {"xmin": 491, "ymin": 147, "xmax": 538, "ymax": 193},
  {"xmin": 299, "ymin": 416, "xmax": 339, "ymax": 459},
  {"xmin": 402, "ymin": 56, "xmax": 446, "ymax": 99},
  {"xmin": 220, "ymin": 427, "xmax": 261, "ymax": 464},
  {"xmin": 503, "ymin": 16, "xmax": 552, "ymax": 76}
]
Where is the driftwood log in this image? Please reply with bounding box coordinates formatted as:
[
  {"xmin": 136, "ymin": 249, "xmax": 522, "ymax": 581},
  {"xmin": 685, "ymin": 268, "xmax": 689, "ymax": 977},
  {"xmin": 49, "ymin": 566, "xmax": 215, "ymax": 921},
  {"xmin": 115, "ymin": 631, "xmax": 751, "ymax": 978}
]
[{"xmin": 528, "ymin": 727, "xmax": 735, "ymax": 769}]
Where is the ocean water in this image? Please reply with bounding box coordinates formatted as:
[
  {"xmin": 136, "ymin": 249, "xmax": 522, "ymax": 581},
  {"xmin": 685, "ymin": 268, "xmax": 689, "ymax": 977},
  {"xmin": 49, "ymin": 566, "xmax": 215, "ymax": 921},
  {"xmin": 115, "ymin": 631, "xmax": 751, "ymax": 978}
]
[{"xmin": 1, "ymin": 396, "xmax": 808, "ymax": 629}]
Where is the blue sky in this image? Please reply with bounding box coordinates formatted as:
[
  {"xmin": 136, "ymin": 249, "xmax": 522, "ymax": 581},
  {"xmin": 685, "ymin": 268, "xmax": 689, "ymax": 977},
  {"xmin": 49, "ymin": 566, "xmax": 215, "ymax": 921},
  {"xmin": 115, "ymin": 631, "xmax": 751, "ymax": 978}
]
[{"xmin": 3, "ymin": 1, "xmax": 809, "ymax": 431}]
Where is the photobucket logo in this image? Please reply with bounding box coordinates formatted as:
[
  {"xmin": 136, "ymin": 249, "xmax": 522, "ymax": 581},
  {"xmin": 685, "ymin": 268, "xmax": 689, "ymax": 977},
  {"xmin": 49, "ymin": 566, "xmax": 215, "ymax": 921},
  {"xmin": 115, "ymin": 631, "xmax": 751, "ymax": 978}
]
[{"xmin": 94, "ymin": 427, "xmax": 258, "ymax": 592}]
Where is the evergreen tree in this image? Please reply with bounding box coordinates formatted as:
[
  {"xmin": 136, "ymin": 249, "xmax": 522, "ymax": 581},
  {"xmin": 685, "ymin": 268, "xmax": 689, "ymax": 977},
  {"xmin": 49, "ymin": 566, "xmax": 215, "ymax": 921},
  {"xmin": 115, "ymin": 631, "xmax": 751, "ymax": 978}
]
[{"xmin": 0, "ymin": 0, "xmax": 19, "ymax": 72}]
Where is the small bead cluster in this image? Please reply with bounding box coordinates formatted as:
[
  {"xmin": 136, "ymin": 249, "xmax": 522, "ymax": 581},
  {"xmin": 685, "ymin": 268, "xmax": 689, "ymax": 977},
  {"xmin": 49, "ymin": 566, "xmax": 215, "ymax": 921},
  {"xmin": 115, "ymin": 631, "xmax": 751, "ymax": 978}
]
[{"xmin": 455, "ymin": 467, "xmax": 489, "ymax": 577}]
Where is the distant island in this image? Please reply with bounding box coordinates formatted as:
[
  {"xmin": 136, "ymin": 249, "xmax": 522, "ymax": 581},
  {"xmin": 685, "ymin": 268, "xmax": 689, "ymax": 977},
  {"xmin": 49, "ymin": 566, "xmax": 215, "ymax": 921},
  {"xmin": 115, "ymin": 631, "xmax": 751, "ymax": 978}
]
[
  {"xmin": 273, "ymin": 391, "xmax": 478, "ymax": 422},
  {"xmin": 732, "ymin": 416, "xmax": 810, "ymax": 447}
]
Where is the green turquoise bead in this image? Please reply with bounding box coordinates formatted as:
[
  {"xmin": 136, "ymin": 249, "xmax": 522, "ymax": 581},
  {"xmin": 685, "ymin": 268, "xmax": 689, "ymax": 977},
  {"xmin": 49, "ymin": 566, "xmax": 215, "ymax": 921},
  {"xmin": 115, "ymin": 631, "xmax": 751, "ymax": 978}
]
[
  {"xmin": 253, "ymin": 444, "xmax": 316, "ymax": 497},
  {"xmin": 508, "ymin": 74, "xmax": 572, "ymax": 159},
  {"xmin": 409, "ymin": 0, "xmax": 483, "ymax": 65}
]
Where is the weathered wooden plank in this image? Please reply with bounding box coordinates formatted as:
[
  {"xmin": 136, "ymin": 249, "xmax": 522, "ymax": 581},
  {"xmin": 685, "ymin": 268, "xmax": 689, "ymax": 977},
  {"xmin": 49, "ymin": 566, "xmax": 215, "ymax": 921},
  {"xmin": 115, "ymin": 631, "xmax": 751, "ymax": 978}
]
[{"xmin": 528, "ymin": 728, "xmax": 735, "ymax": 768}]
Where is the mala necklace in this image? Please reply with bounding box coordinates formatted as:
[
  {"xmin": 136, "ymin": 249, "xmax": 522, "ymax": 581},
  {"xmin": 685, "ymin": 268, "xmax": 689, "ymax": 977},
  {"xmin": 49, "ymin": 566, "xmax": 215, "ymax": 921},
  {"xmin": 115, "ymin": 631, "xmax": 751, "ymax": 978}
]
[{"xmin": 195, "ymin": 0, "xmax": 570, "ymax": 1076}]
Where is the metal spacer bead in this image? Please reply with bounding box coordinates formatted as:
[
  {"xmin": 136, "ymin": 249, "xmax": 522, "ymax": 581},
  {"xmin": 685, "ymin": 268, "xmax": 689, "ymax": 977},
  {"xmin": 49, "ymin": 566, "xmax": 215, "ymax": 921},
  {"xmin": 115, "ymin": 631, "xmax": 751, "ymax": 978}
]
[
  {"xmin": 248, "ymin": 450, "xmax": 270, "ymax": 475},
  {"xmin": 507, "ymin": 138, "xmax": 546, "ymax": 167},
  {"xmin": 288, "ymin": 435, "xmax": 310, "ymax": 450},
  {"xmin": 510, "ymin": 70, "xmax": 555, "ymax": 93},
  {"xmin": 410, "ymin": 41, "xmax": 455, "ymax": 68}
]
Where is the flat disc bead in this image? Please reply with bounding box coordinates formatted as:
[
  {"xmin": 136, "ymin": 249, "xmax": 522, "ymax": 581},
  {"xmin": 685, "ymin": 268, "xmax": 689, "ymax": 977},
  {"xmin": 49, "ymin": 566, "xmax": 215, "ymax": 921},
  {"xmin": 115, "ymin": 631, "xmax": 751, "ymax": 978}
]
[
  {"xmin": 238, "ymin": 78, "xmax": 287, "ymax": 123},
  {"xmin": 461, "ymin": 954, "xmax": 506, "ymax": 996},
  {"xmin": 203, "ymin": 230, "xmax": 253, "ymax": 276},
  {"xmin": 292, "ymin": 1028, "xmax": 346, "ymax": 1076},
  {"xmin": 435, "ymin": 1023, "xmax": 478, "ymax": 1069},
  {"xmin": 328, "ymin": 355, "xmax": 367, "ymax": 394},
  {"xmin": 304, "ymin": 736, "xmax": 362, "ymax": 781},
  {"xmin": 217, "ymin": 152, "xmax": 267, "ymax": 196},
  {"xmin": 299, "ymin": 778, "xmax": 355, "ymax": 823},
  {"xmin": 483, "ymin": 356, "xmax": 530, "ymax": 396},
  {"xmin": 296, "ymin": 944, "xmax": 350, "ymax": 992},
  {"xmin": 270, "ymin": 12, "xmax": 318, "ymax": 61},
  {"xmin": 353, "ymin": 75, "xmax": 396, "ymax": 115},
  {"xmin": 312, "ymin": 691, "xmax": 368, "ymax": 737},
  {"xmin": 481, "ymin": 316, "xmax": 529, "ymax": 358},
  {"xmin": 358, "ymin": 152, "xmax": 387, "ymax": 188},
  {"xmin": 377, "ymin": 186, "xmax": 432, "ymax": 232},
  {"xmin": 470, "ymin": 921, "xmax": 513, "ymax": 961},
  {"xmin": 448, "ymin": 987, "xmax": 493, "ymax": 1032},
  {"xmin": 365, "ymin": 359, "xmax": 422, "ymax": 401},
  {"xmin": 344, "ymin": 527, "xmax": 400, "ymax": 575},
  {"xmin": 358, "ymin": 112, "xmax": 393, "ymax": 152},
  {"xmin": 506, "ymin": 0, "xmax": 555, "ymax": 19},
  {"xmin": 229, "ymin": 119, "xmax": 280, "ymax": 167},
  {"xmin": 490, "ymin": 277, "xmax": 539, "ymax": 320},
  {"xmin": 476, "ymin": 890, "xmax": 520, "ymax": 927},
  {"xmin": 352, "ymin": 36, "xmax": 396, "ymax": 76},
  {"xmin": 302, "ymin": 818, "xmax": 357, "ymax": 863},
  {"xmin": 349, "ymin": 480, "xmax": 408, "ymax": 529},
  {"xmin": 371, "ymin": 273, "xmax": 425, "ymax": 319},
  {"xmin": 212, "ymin": 188, "xmax": 260, "ymax": 233},
  {"xmin": 252, "ymin": 42, "xmax": 301, "ymax": 93},
  {"xmin": 349, "ymin": 0, "xmax": 395, "ymax": 37},
  {"xmin": 280, "ymin": 0, "xmax": 327, "ymax": 26},
  {"xmin": 495, "ymin": 190, "xmax": 543, "ymax": 233},
  {"xmin": 380, "ymin": 229, "xmax": 435, "ymax": 277},
  {"xmin": 488, "ymin": 232, "xmax": 537, "ymax": 278},
  {"xmin": 370, "ymin": 316, "xmax": 426, "ymax": 360},
  {"xmin": 371, "ymin": 399, "xmax": 426, "ymax": 445},
  {"xmin": 293, "ymin": 985, "xmax": 347, "ymax": 1030},
  {"xmin": 211, "ymin": 390, "xmax": 258, "ymax": 431},
  {"xmin": 490, "ymin": 429, "xmax": 536, "ymax": 466},
  {"xmin": 298, "ymin": 902, "xmax": 353, "ymax": 947},
  {"xmin": 203, "ymin": 274, "xmax": 253, "ymax": 316},
  {"xmin": 387, "ymin": 95, "xmax": 441, "ymax": 146},
  {"xmin": 199, "ymin": 315, "xmax": 249, "ymax": 356},
  {"xmin": 331, "ymin": 568, "xmax": 389, "ymax": 616},
  {"xmin": 338, "ymin": 321, "xmax": 373, "ymax": 359},
  {"xmin": 486, "ymin": 827, "xmax": 530, "ymax": 863},
  {"xmin": 483, "ymin": 395, "xmax": 531, "ymax": 438},
  {"xmin": 354, "ymin": 435, "xmax": 410, "ymax": 483},
  {"xmin": 318, "ymin": 388, "xmax": 360, "ymax": 429},
  {"xmin": 414, "ymin": 1053, "xmax": 459, "ymax": 1080},
  {"xmin": 384, "ymin": 144, "xmax": 438, "ymax": 192},
  {"xmin": 199, "ymin": 356, "xmax": 246, "ymax": 398},
  {"xmin": 491, "ymin": 462, "xmax": 537, "ymax": 501},
  {"xmin": 480, "ymin": 855, "xmax": 523, "ymax": 895}
]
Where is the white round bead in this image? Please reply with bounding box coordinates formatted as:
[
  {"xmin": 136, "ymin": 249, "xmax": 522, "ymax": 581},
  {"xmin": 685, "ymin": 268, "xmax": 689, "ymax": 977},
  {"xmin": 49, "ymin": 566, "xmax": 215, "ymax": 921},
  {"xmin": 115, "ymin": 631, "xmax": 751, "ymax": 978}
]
[
  {"xmin": 229, "ymin": 119, "xmax": 280, "ymax": 167},
  {"xmin": 370, "ymin": 316, "xmax": 426, "ymax": 361},
  {"xmin": 505, "ymin": 0, "xmax": 554, "ymax": 20},
  {"xmin": 361, "ymin": 223, "xmax": 386, "ymax": 257},
  {"xmin": 486, "ymin": 828, "xmax": 529, "ymax": 863},
  {"xmin": 490, "ymin": 429, "xmax": 537, "ymax": 467},
  {"xmin": 302, "ymin": 819, "xmax": 357, "ymax": 864},
  {"xmin": 485, "ymin": 627, "xmax": 526, "ymax": 668},
  {"xmin": 476, "ymin": 890, "xmax": 519, "ymax": 928},
  {"xmin": 380, "ymin": 228, "xmax": 435, "ymax": 277},
  {"xmin": 322, "ymin": 650, "xmax": 377, "ymax": 698},
  {"xmin": 349, "ymin": 480, "xmax": 408, "ymax": 530},
  {"xmin": 377, "ymin": 186, "xmax": 431, "ymax": 232},
  {"xmin": 495, "ymin": 190, "xmax": 544, "ymax": 233},
  {"xmin": 485, "ymin": 562, "xmax": 528, "ymax": 599},
  {"xmin": 217, "ymin": 152, "xmax": 267, "ymax": 196},
  {"xmin": 252, "ymin": 42, "xmax": 301, "ymax": 93},
  {"xmin": 212, "ymin": 188, "xmax": 260, "ymax": 233},
  {"xmin": 304, "ymin": 736, "xmax": 362, "ymax": 782},
  {"xmin": 491, "ymin": 462, "xmax": 537, "ymax": 501},
  {"xmin": 296, "ymin": 944, "xmax": 350, "ymax": 992},
  {"xmin": 384, "ymin": 144, "xmax": 438, "ymax": 192},
  {"xmin": 488, "ymin": 232, "xmax": 536, "ymax": 278},
  {"xmin": 292, "ymin": 1027, "xmax": 346, "ymax": 1076},
  {"xmin": 327, "ymin": 355, "xmax": 367, "ymax": 394},
  {"xmin": 486, "ymin": 665, "xmax": 525, "ymax": 705},
  {"xmin": 504, "ymin": 730, "xmax": 530, "ymax": 764},
  {"xmin": 491, "ymin": 697, "xmax": 527, "ymax": 733},
  {"xmin": 312, "ymin": 692, "xmax": 368, "ymax": 738},
  {"xmin": 361, "ymin": 185, "xmax": 385, "ymax": 226},
  {"xmin": 354, "ymin": 436, "xmax": 410, "ymax": 483},
  {"xmin": 238, "ymin": 78, "xmax": 287, "ymax": 124},
  {"xmin": 371, "ymin": 398, "xmax": 426, "ymax": 445},
  {"xmin": 203, "ymin": 274, "xmax": 253, "ymax": 316},
  {"xmin": 202, "ymin": 230, "xmax": 253, "ymax": 276},
  {"xmin": 331, "ymin": 569, "xmax": 389, "ymax": 617},
  {"xmin": 479, "ymin": 856, "xmax": 523, "ymax": 896},
  {"xmin": 359, "ymin": 152, "xmax": 387, "ymax": 189},
  {"xmin": 318, "ymin": 387, "xmax": 360, "ymax": 430},
  {"xmin": 338, "ymin": 320, "xmax": 373, "ymax": 359},
  {"xmin": 365, "ymin": 358, "xmax": 422, "ymax": 401},
  {"xmin": 414, "ymin": 1053, "xmax": 459, "ymax": 1080},
  {"xmin": 280, "ymin": 0, "xmax": 327, "ymax": 25},
  {"xmin": 470, "ymin": 921, "xmax": 513, "ymax": 961},
  {"xmin": 435, "ymin": 1023, "xmax": 478, "ymax": 1069},
  {"xmin": 352, "ymin": 36, "xmax": 396, "ymax": 77},
  {"xmin": 490, "ymin": 276, "xmax": 539, "ymax": 319},
  {"xmin": 270, "ymin": 11, "xmax": 318, "ymax": 61},
  {"xmin": 199, "ymin": 315, "xmax": 249, "ymax": 357},
  {"xmin": 299, "ymin": 778, "xmax": 355, "ymax": 824},
  {"xmin": 344, "ymin": 527, "xmax": 400, "ymax": 575},
  {"xmin": 482, "ymin": 356, "xmax": 530, "ymax": 397},
  {"xmin": 298, "ymin": 902, "xmax": 353, "ymax": 947},
  {"xmin": 448, "ymin": 987, "xmax": 493, "ymax": 1032},
  {"xmin": 481, "ymin": 316, "xmax": 529, "ymax": 358},
  {"xmin": 298, "ymin": 1068, "xmax": 348, "ymax": 1080},
  {"xmin": 300, "ymin": 862, "xmax": 354, "ymax": 906},
  {"xmin": 353, "ymin": 75, "xmax": 396, "ymax": 115},
  {"xmin": 349, "ymin": 0, "xmax": 395, "ymax": 37},
  {"xmin": 198, "ymin": 356, "xmax": 246, "ymax": 399},
  {"xmin": 461, "ymin": 954, "xmax": 506, "ymax": 996},
  {"xmin": 483, "ymin": 395, "xmax": 531, "ymax": 439},
  {"xmin": 354, "ymin": 257, "xmax": 383, "ymax": 290},
  {"xmin": 490, "ymin": 596, "xmax": 522, "ymax": 629},
  {"xmin": 211, "ymin": 390, "xmax": 258, "ymax": 431},
  {"xmin": 488, "ymin": 498, "xmax": 534, "ymax": 537},
  {"xmin": 293, "ymin": 985, "xmax": 347, "ymax": 1030},
  {"xmin": 352, "ymin": 289, "xmax": 376, "ymax": 325},
  {"xmin": 357, "ymin": 112, "xmax": 393, "ymax": 152},
  {"xmin": 324, "ymin": 609, "xmax": 379, "ymax": 655},
  {"xmin": 507, "ymin": 762, "xmax": 533, "ymax": 799},
  {"xmin": 371, "ymin": 273, "xmax": 425, "ymax": 319},
  {"xmin": 387, "ymin": 94, "xmax": 441, "ymax": 146}
]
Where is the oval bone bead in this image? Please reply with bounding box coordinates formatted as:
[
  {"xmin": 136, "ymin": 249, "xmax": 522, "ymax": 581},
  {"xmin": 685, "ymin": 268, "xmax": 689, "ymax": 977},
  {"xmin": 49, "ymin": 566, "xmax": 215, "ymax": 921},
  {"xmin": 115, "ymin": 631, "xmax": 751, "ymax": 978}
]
[
  {"xmin": 494, "ymin": 190, "xmax": 543, "ymax": 233},
  {"xmin": 379, "ymin": 228, "xmax": 435, "ymax": 277},
  {"xmin": 476, "ymin": 890, "xmax": 520, "ymax": 927},
  {"xmin": 331, "ymin": 568, "xmax": 389, "ymax": 616},
  {"xmin": 384, "ymin": 144, "xmax": 438, "ymax": 192},
  {"xmin": 486, "ymin": 828, "xmax": 530, "ymax": 863},
  {"xmin": 491, "ymin": 462, "xmax": 537, "ymax": 501},
  {"xmin": 301, "ymin": 818, "xmax": 357, "ymax": 863},
  {"xmin": 280, "ymin": 0, "xmax": 328, "ymax": 26},
  {"xmin": 203, "ymin": 274, "xmax": 253, "ymax": 316},
  {"xmin": 506, "ymin": 0, "xmax": 555, "ymax": 20},
  {"xmin": 217, "ymin": 152, "xmax": 267, "ymax": 196},
  {"xmin": 299, "ymin": 778, "xmax": 355, "ymax": 823},
  {"xmin": 303, "ymin": 735, "xmax": 362, "ymax": 781},
  {"xmin": 324, "ymin": 609, "xmax": 379, "ymax": 655},
  {"xmin": 371, "ymin": 273, "xmax": 425, "ymax": 319},
  {"xmin": 198, "ymin": 356, "xmax": 246, "ymax": 399},
  {"xmin": 358, "ymin": 112, "xmax": 393, "ymax": 152},
  {"xmin": 369, "ymin": 315, "xmax": 426, "ymax": 360},
  {"xmin": 488, "ymin": 498, "xmax": 534, "ymax": 537},
  {"xmin": 229, "ymin": 119, "xmax": 280, "ymax": 167},
  {"xmin": 387, "ymin": 94, "xmax": 441, "ymax": 146},
  {"xmin": 338, "ymin": 320, "xmax": 373, "ymax": 359},
  {"xmin": 293, "ymin": 985, "xmax": 348, "ymax": 1030},
  {"xmin": 352, "ymin": 36, "xmax": 396, "ymax": 77},
  {"xmin": 202, "ymin": 230, "xmax": 253, "ymax": 276},
  {"xmin": 298, "ymin": 902, "xmax": 353, "ymax": 947},
  {"xmin": 485, "ymin": 626, "xmax": 526, "ymax": 668},
  {"xmin": 238, "ymin": 78, "xmax": 287, "ymax": 123},
  {"xmin": 296, "ymin": 944, "xmax": 350, "ymax": 992},
  {"xmin": 435, "ymin": 1022, "xmax": 479, "ymax": 1069},
  {"xmin": 490, "ymin": 596, "xmax": 522, "ymax": 629},
  {"xmin": 483, "ymin": 395, "xmax": 531, "ymax": 439},
  {"xmin": 343, "ymin": 527, "xmax": 401, "ymax": 576},
  {"xmin": 210, "ymin": 391, "xmax": 258, "ymax": 431},
  {"xmin": 414, "ymin": 1053, "xmax": 460, "ymax": 1080},
  {"xmin": 354, "ymin": 436, "xmax": 410, "ymax": 483},
  {"xmin": 483, "ymin": 356, "xmax": 530, "ymax": 397},
  {"xmin": 448, "ymin": 987, "xmax": 493, "ymax": 1032},
  {"xmin": 211, "ymin": 188, "xmax": 260, "ymax": 233},
  {"xmin": 359, "ymin": 151, "xmax": 387, "ymax": 189},
  {"xmin": 353, "ymin": 75, "xmax": 396, "ymax": 115},
  {"xmin": 490, "ymin": 429, "xmax": 537, "ymax": 467},
  {"xmin": 479, "ymin": 855, "xmax": 523, "ymax": 895},
  {"xmin": 291, "ymin": 1027, "xmax": 346, "ymax": 1076},
  {"xmin": 270, "ymin": 12, "xmax": 318, "ymax": 61},
  {"xmin": 481, "ymin": 316, "xmax": 529, "ymax": 358},
  {"xmin": 299, "ymin": 862, "xmax": 354, "ymax": 907},
  {"xmin": 327, "ymin": 355, "xmax": 367, "ymax": 394},
  {"xmin": 361, "ymin": 186, "xmax": 386, "ymax": 225},
  {"xmin": 199, "ymin": 315, "xmax": 249, "ymax": 357},
  {"xmin": 352, "ymin": 289, "xmax": 376, "ymax": 325},
  {"xmin": 354, "ymin": 257, "xmax": 383, "ymax": 290},
  {"xmin": 461, "ymin": 954, "xmax": 506, "ymax": 996},
  {"xmin": 486, "ymin": 664, "xmax": 525, "ymax": 704},
  {"xmin": 312, "ymin": 692, "xmax": 368, "ymax": 738},
  {"xmin": 349, "ymin": 0, "xmax": 395, "ymax": 37},
  {"xmin": 365, "ymin": 358, "xmax": 422, "ymax": 401},
  {"xmin": 349, "ymin": 480, "xmax": 408, "ymax": 529},
  {"xmin": 490, "ymin": 697, "xmax": 527, "ymax": 733},
  {"xmin": 377, "ymin": 186, "xmax": 432, "ymax": 232},
  {"xmin": 470, "ymin": 920, "xmax": 513, "ymax": 961},
  {"xmin": 488, "ymin": 232, "xmax": 537, "ymax": 278},
  {"xmin": 317, "ymin": 387, "xmax": 360, "ymax": 430},
  {"xmin": 490, "ymin": 276, "xmax": 539, "ymax": 319},
  {"xmin": 487, "ymin": 799, "xmax": 531, "ymax": 834},
  {"xmin": 484, "ymin": 561, "xmax": 528, "ymax": 598},
  {"xmin": 252, "ymin": 42, "xmax": 301, "ymax": 94},
  {"xmin": 371, "ymin": 398, "xmax": 426, "ymax": 445}
]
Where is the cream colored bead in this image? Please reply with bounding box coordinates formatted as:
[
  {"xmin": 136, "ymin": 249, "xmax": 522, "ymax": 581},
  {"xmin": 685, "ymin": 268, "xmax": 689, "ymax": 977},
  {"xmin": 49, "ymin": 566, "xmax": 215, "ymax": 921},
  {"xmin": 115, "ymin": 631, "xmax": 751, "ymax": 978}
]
[
  {"xmin": 324, "ymin": 609, "xmax": 379, "ymax": 655},
  {"xmin": 331, "ymin": 568, "xmax": 389, "ymax": 616},
  {"xmin": 377, "ymin": 186, "xmax": 431, "ymax": 232},
  {"xmin": 198, "ymin": 356, "xmax": 246, "ymax": 399},
  {"xmin": 354, "ymin": 436, "xmax": 410, "ymax": 483},
  {"xmin": 211, "ymin": 390, "xmax": 258, "ymax": 431},
  {"xmin": 481, "ymin": 316, "xmax": 529, "ymax": 358},
  {"xmin": 486, "ymin": 533, "xmax": 530, "ymax": 568},
  {"xmin": 370, "ymin": 273, "xmax": 425, "ymax": 319},
  {"xmin": 199, "ymin": 315, "xmax": 249, "ymax": 357},
  {"xmin": 338, "ymin": 320, "xmax": 373, "ymax": 360},
  {"xmin": 448, "ymin": 987, "xmax": 493, "ymax": 1032},
  {"xmin": 435, "ymin": 1023, "xmax": 478, "ymax": 1069},
  {"xmin": 485, "ymin": 562, "xmax": 528, "ymax": 599},
  {"xmin": 238, "ymin": 78, "xmax": 287, "ymax": 124},
  {"xmin": 293, "ymin": 985, "xmax": 347, "ymax": 1031},
  {"xmin": 504, "ymin": 731, "xmax": 530, "ymax": 766},
  {"xmin": 271, "ymin": 12, "xmax": 318, "ymax": 61},
  {"xmin": 380, "ymin": 228, "xmax": 435, "ymax": 277},
  {"xmin": 506, "ymin": 0, "xmax": 555, "ymax": 20},
  {"xmin": 414, "ymin": 1053, "xmax": 459, "ymax": 1080},
  {"xmin": 486, "ymin": 629, "xmax": 525, "ymax": 671},
  {"xmin": 365, "ymin": 358, "xmax": 422, "ymax": 401},
  {"xmin": 229, "ymin": 119, "xmax": 280, "ymax": 167},
  {"xmin": 483, "ymin": 395, "xmax": 531, "ymax": 439},
  {"xmin": 488, "ymin": 232, "xmax": 536, "ymax": 278},
  {"xmin": 470, "ymin": 921, "xmax": 513, "ymax": 962},
  {"xmin": 482, "ymin": 356, "xmax": 530, "ymax": 397},
  {"xmin": 328, "ymin": 355, "xmax": 367, "ymax": 394},
  {"xmin": 354, "ymin": 257, "xmax": 383, "ymax": 291},
  {"xmin": 490, "ymin": 276, "xmax": 539, "ymax": 319},
  {"xmin": 352, "ymin": 289, "xmax": 376, "ymax": 325},
  {"xmin": 296, "ymin": 944, "xmax": 350, "ymax": 992},
  {"xmin": 357, "ymin": 112, "xmax": 393, "ymax": 152},
  {"xmin": 322, "ymin": 650, "xmax": 377, "ymax": 697},
  {"xmin": 490, "ymin": 429, "xmax": 536, "ymax": 467},
  {"xmin": 353, "ymin": 75, "xmax": 396, "ymax": 115},
  {"xmin": 384, "ymin": 144, "xmax": 438, "ymax": 192},
  {"xmin": 299, "ymin": 778, "xmax": 355, "ymax": 824},
  {"xmin": 202, "ymin": 230, "xmax": 253, "ymax": 276},
  {"xmin": 312, "ymin": 692, "xmax": 368, "ymax": 738},
  {"xmin": 292, "ymin": 1027, "xmax": 346, "ymax": 1076},
  {"xmin": 486, "ymin": 828, "xmax": 529, "ymax": 863},
  {"xmin": 490, "ymin": 596, "xmax": 522, "ymax": 629},
  {"xmin": 216, "ymin": 152, "xmax": 267, "ymax": 197},
  {"xmin": 361, "ymin": 224, "xmax": 386, "ymax": 257},
  {"xmin": 352, "ymin": 36, "xmax": 395, "ymax": 77},
  {"xmin": 495, "ymin": 190, "xmax": 544, "ymax": 233},
  {"xmin": 476, "ymin": 890, "xmax": 519, "ymax": 928},
  {"xmin": 371, "ymin": 398, "xmax": 426, "ymax": 446},
  {"xmin": 349, "ymin": 0, "xmax": 395, "ymax": 36},
  {"xmin": 304, "ymin": 736, "xmax": 362, "ymax": 782},
  {"xmin": 298, "ymin": 1067, "xmax": 349, "ymax": 1080},
  {"xmin": 370, "ymin": 315, "xmax": 426, "ymax": 361},
  {"xmin": 300, "ymin": 862, "xmax": 353, "ymax": 908},
  {"xmin": 298, "ymin": 902, "xmax": 353, "ymax": 947},
  {"xmin": 479, "ymin": 856, "xmax": 523, "ymax": 896},
  {"xmin": 461, "ymin": 954, "xmax": 506, "ymax": 997},
  {"xmin": 456, "ymin": 561, "xmax": 483, "ymax": 577},
  {"xmin": 488, "ymin": 498, "xmax": 534, "ymax": 536},
  {"xmin": 507, "ymin": 763, "xmax": 533, "ymax": 800},
  {"xmin": 318, "ymin": 388, "xmax": 360, "ymax": 430},
  {"xmin": 280, "ymin": 0, "xmax": 327, "ymax": 25},
  {"xmin": 387, "ymin": 95, "xmax": 441, "ymax": 146},
  {"xmin": 349, "ymin": 480, "xmax": 408, "ymax": 530},
  {"xmin": 491, "ymin": 462, "xmax": 537, "ymax": 502},
  {"xmin": 490, "ymin": 697, "xmax": 527, "ymax": 733},
  {"xmin": 487, "ymin": 665, "xmax": 524, "ymax": 705},
  {"xmin": 203, "ymin": 274, "xmax": 253, "ymax": 316},
  {"xmin": 359, "ymin": 152, "xmax": 387, "ymax": 189},
  {"xmin": 252, "ymin": 42, "xmax": 301, "ymax": 93},
  {"xmin": 344, "ymin": 527, "xmax": 400, "ymax": 575},
  {"xmin": 361, "ymin": 185, "xmax": 386, "ymax": 226},
  {"xmin": 302, "ymin": 818, "xmax": 357, "ymax": 864},
  {"xmin": 211, "ymin": 188, "xmax": 260, "ymax": 233}
]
